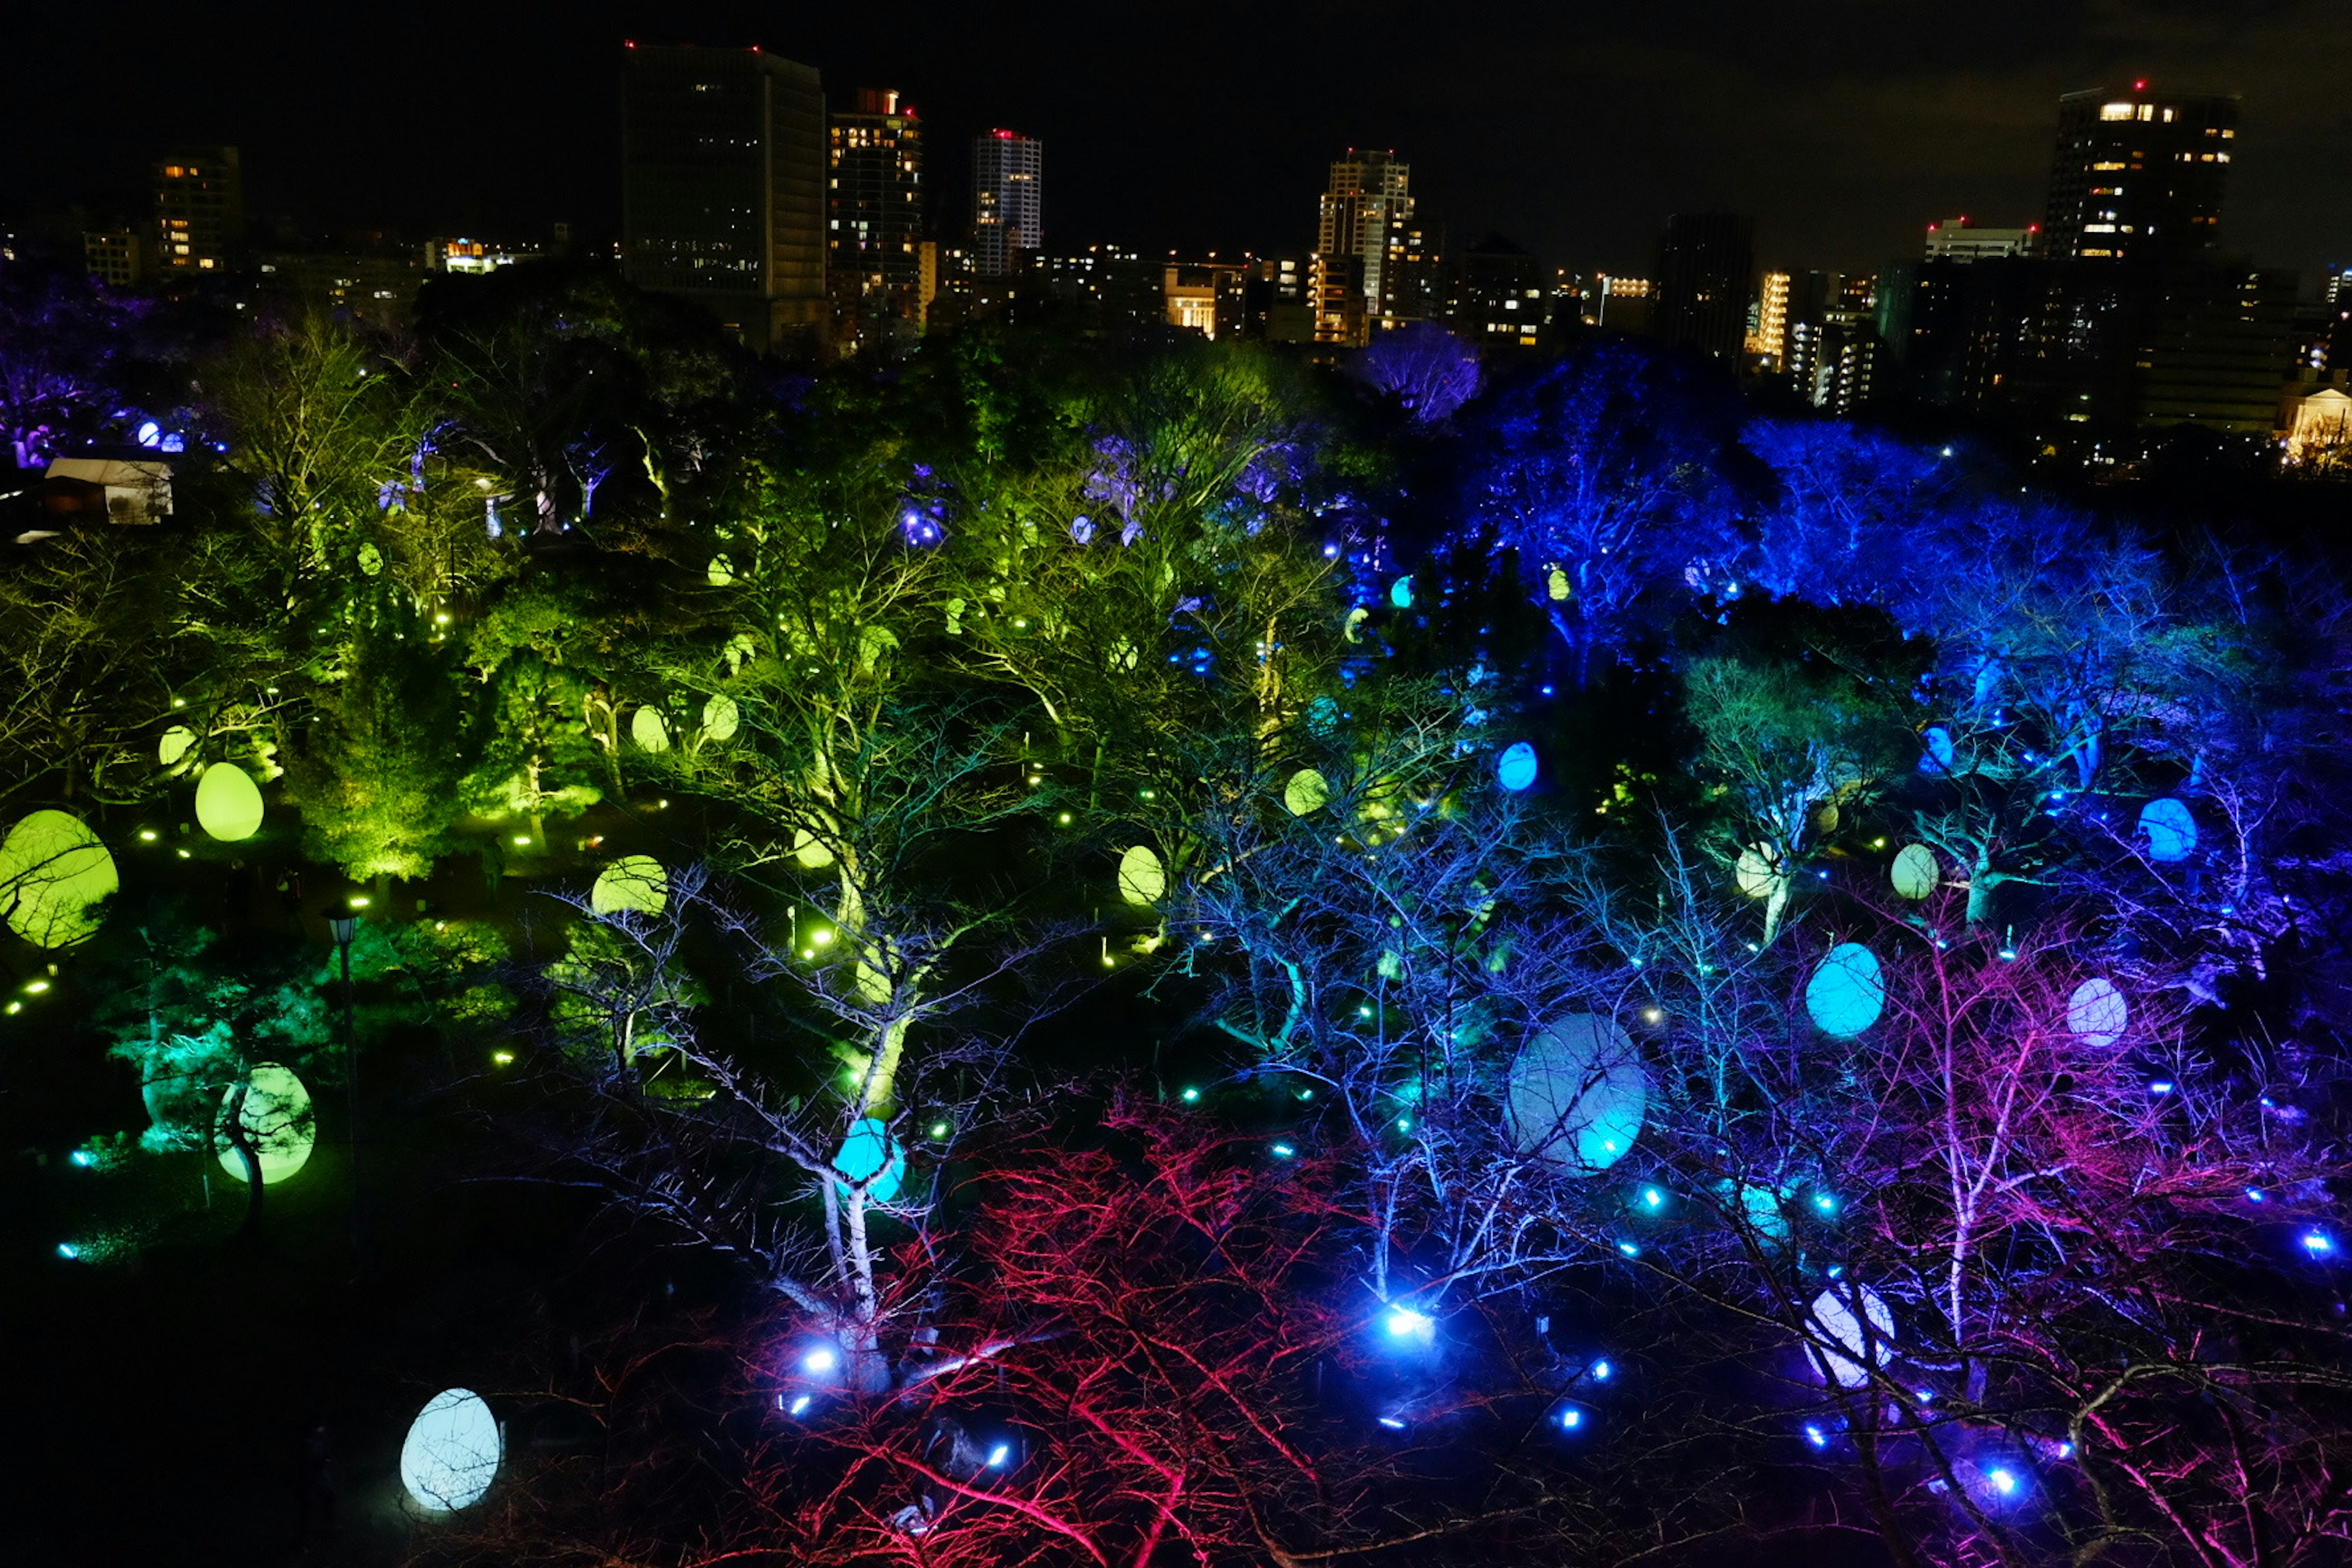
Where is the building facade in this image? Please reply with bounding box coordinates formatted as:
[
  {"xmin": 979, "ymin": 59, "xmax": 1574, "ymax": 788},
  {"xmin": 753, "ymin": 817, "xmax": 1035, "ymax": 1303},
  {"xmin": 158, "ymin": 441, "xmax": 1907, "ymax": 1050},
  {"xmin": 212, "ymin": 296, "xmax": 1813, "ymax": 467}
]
[
  {"xmin": 1924, "ymin": 217, "xmax": 2038, "ymax": 262},
  {"xmin": 2043, "ymin": 85, "xmax": 2237, "ymax": 261},
  {"xmin": 620, "ymin": 43, "xmax": 828, "ymax": 356},
  {"xmin": 829, "ymin": 88, "xmax": 926, "ymax": 354},
  {"xmin": 154, "ymin": 146, "xmax": 243, "ymax": 274},
  {"xmin": 83, "ymin": 228, "xmax": 149, "ymax": 287},
  {"xmin": 1655, "ymin": 212, "xmax": 1753, "ymax": 362},
  {"xmin": 972, "ymin": 130, "xmax": 1042, "ymax": 276},
  {"xmin": 1313, "ymin": 150, "xmax": 1414, "ymax": 345}
]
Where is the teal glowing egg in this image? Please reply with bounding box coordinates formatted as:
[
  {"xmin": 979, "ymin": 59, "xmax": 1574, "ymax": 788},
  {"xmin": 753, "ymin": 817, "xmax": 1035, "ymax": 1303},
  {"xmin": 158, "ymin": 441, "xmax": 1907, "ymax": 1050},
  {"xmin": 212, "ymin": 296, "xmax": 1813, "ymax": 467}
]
[
  {"xmin": 1890, "ymin": 843, "xmax": 1938, "ymax": 900},
  {"xmin": 1116, "ymin": 845, "xmax": 1166, "ymax": 906},
  {"xmin": 590, "ymin": 856, "xmax": 668, "ymax": 916},
  {"xmin": 1509, "ymin": 1014, "xmax": 1647, "ymax": 1175},
  {"xmin": 833, "ymin": 1117, "xmax": 905, "ymax": 1203},
  {"xmin": 631, "ymin": 706, "xmax": 672, "ymax": 753},
  {"xmin": 214, "ymin": 1064, "xmax": 315, "ymax": 1185},
  {"xmin": 194, "ymin": 761, "xmax": 265, "ymax": 842},
  {"xmin": 1920, "ymin": 726, "xmax": 1956, "ymax": 773},
  {"xmin": 1741, "ymin": 1183, "xmax": 1789, "ymax": 1239},
  {"xmin": 2138, "ymin": 797, "xmax": 2195, "ymax": 862},
  {"xmin": 1806, "ymin": 943, "xmax": 1884, "ymax": 1037},
  {"xmin": 0, "ymin": 810, "xmax": 117, "ymax": 948},
  {"xmin": 701, "ymin": 693, "xmax": 741, "ymax": 742},
  {"xmin": 1498, "ymin": 742, "xmax": 1539, "ymax": 793},
  {"xmin": 159, "ymin": 725, "xmax": 197, "ymax": 766},
  {"xmin": 400, "ymin": 1389, "xmax": 502, "ymax": 1511},
  {"xmin": 2067, "ymin": 978, "xmax": 2128, "ymax": 1049},
  {"xmin": 1807, "ymin": 1283, "xmax": 1893, "ymax": 1388},
  {"xmin": 1283, "ymin": 767, "xmax": 1330, "ymax": 816},
  {"xmin": 1389, "ymin": 576, "xmax": 1414, "ymax": 609}
]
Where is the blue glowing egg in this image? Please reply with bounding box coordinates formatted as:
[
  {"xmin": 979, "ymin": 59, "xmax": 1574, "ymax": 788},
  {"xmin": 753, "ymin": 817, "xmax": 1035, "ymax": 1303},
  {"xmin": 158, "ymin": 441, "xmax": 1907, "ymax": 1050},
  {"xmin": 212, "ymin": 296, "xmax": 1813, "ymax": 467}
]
[
  {"xmin": 1919, "ymin": 726, "xmax": 1956, "ymax": 774},
  {"xmin": 1509, "ymin": 1014, "xmax": 1646, "ymax": 1175},
  {"xmin": 1498, "ymin": 742, "xmax": 1539, "ymax": 793},
  {"xmin": 2137, "ymin": 797, "xmax": 2196, "ymax": 863},
  {"xmin": 1804, "ymin": 943, "xmax": 1884, "ymax": 1038}
]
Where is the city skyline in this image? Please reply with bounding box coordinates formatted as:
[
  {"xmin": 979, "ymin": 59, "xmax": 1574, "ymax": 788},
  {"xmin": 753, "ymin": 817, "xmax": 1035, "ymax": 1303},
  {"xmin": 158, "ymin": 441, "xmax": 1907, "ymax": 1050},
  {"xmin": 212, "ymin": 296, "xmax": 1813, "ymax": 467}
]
[{"xmin": 6, "ymin": 2, "xmax": 2348, "ymax": 281}]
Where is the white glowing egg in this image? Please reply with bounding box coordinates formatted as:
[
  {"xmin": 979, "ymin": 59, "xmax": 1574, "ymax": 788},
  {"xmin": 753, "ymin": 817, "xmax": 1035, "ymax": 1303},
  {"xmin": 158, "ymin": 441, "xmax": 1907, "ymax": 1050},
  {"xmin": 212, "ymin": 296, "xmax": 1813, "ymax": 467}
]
[
  {"xmin": 0, "ymin": 810, "xmax": 118, "ymax": 948},
  {"xmin": 1734, "ymin": 845, "xmax": 1781, "ymax": 900},
  {"xmin": 701, "ymin": 693, "xmax": 740, "ymax": 742},
  {"xmin": 1807, "ymin": 1283, "xmax": 1894, "ymax": 1388},
  {"xmin": 590, "ymin": 856, "xmax": 669, "ymax": 916},
  {"xmin": 195, "ymin": 761, "xmax": 265, "ymax": 842},
  {"xmin": 2067, "ymin": 978, "xmax": 2128, "ymax": 1050},
  {"xmin": 1116, "ymin": 845, "xmax": 1166, "ymax": 906},
  {"xmin": 2138, "ymin": 797, "xmax": 2195, "ymax": 863},
  {"xmin": 1890, "ymin": 843, "xmax": 1939, "ymax": 900},
  {"xmin": 159, "ymin": 725, "xmax": 197, "ymax": 766},
  {"xmin": 214, "ymin": 1063, "xmax": 315, "ymax": 1185},
  {"xmin": 400, "ymin": 1388, "xmax": 502, "ymax": 1511},
  {"xmin": 1509, "ymin": 1014, "xmax": 1647, "ymax": 1175},
  {"xmin": 1284, "ymin": 767, "xmax": 1331, "ymax": 816},
  {"xmin": 1806, "ymin": 943, "xmax": 1885, "ymax": 1037},
  {"xmin": 631, "ymin": 707, "xmax": 672, "ymax": 753}
]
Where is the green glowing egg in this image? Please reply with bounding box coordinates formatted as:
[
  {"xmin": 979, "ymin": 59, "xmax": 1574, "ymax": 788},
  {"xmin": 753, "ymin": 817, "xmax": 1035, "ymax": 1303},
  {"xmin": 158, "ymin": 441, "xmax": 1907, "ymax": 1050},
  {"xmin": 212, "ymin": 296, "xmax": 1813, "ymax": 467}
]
[
  {"xmin": 791, "ymin": 829, "xmax": 835, "ymax": 869},
  {"xmin": 1805, "ymin": 942, "xmax": 1885, "ymax": 1037},
  {"xmin": 833, "ymin": 1117, "xmax": 905, "ymax": 1203},
  {"xmin": 195, "ymin": 761, "xmax": 265, "ymax": 842},
  {"xmin": 631, "ymin": 706, "xmax": 671, "ymax": 753},
  {"xmin": 1283, "ymin": 767, "xmax": 1330, "ymax": 816},
  {"xmin": 701, "ymin": 693, "xmax": 740, "ymax": 742},
  {"xmin": 214, "ymin": 1063, "xmax": 315, "ymax": 1185},
  {"xmin": 400, "ymin": 1388, "xmax": 502, "ymax": 1511},
  {"xmin": 1509, "ymin": 1014, "xmax": 1647, "ymax": 1175},
  {"xmin": 1733, "ymin": 845, "xmax": 1780, "ymax": 899},
  {"xmin": 159, "ymin": 725, "xmax": 197, "ymax": 766},
  {"xmin": 1343, "ymin": 607, "xmax": 1368, "ymax": 644},
  {"xmin": 706, "ymin": 554, "xmax": 736, "ymax": 587},
  {"xmin": 2067, "ymin": 978, "xmax": 2128, "ymax": 1049},
  {"xmin": 1807, "ymin": 1283, "xmax": 1893, "ymax": 1388},
  {"xmin": 590, "ymin": 856, "xmax": 669, "ymax": 916},
  {"xmin": 1116, "ymin": 845, "xmax": 1166, "ymax": 906},
  {"xmin": 1890, "ymin": 843, "xmax": 1939, "ymax": 900},
  {"xmin": 0, "ymin": 809, "xmax": 118, "ymax": 948}
]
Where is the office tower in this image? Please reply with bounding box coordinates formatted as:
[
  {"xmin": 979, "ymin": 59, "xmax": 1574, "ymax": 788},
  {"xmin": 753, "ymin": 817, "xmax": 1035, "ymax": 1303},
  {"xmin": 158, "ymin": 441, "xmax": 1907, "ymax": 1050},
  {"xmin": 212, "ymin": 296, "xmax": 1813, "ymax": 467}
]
[
  {"xmin": 83, "ymin": 228, "xmax": 149, "ymax": 287},
  {"xmin": 1755, "ymin": 271, "xmax": 1791, "ymax": 370},
  {"xmin": 154, "ymin": 147, "xmax": 243, "ymax": 274},
  {"xmin": 1924, "ymin": 217, "xmax": 2038, "ymax": 262},
  {"xmin": 972, "ymin": 130, "xmax": 1042, "ymax": 276},
  {"xmin": 1782, "ymin": 272, "xmax": 1882, "ymax": 414},
  {"xmin": 2043, "ymin": 83, "xmax": 2237, "ymax": 261},
  {"xmin": 829, "ymin": 88, "xmax": 925, "ymax": 353},
  {"xmin": 1450, "ymin": 235, "xmax": 1545, "ymax": 348},
  {"xmin": 1594, "ymin": 274, "xmax": 1654, "ymax": 334},
  {"xmin": 1243, "ymin": 257, "xmax": 1314, "ymax": 342},
  {"xmin": 620, "ymin": 43, "xmax": 828, "ymax": 356},
  {"xmin": 1655, "ymin": 213, "xmax": 1754, "ymax": 361},
  {"xmin": 1313, "ymin": 149, "xmax": 1413, "ymax": 344}
]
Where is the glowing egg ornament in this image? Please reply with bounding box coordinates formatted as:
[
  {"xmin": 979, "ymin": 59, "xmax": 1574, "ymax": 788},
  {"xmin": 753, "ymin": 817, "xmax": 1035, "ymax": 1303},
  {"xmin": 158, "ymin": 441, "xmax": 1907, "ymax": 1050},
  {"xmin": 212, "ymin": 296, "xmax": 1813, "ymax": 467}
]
[
  {"xmin": 1498, "ymin": 742, "xmax": 1539, "ymax": 793},
  {"xmin": 706, "ymin": 554, "xmax": 736, "ymax": 587},
  {"xmin": 399, "ymin": 1389, "xmax": 502, "ymax": 1511},
  {"xmin": 1806, "ymin": 1282, "xmax": 1894, "ymax": 1388},
  {"xmin": 1283, "ymin": 767, "xmax": 1331, "ymax": 816},
  {"xmin": 2066, "ymin": 978, "xmax": 2128, "ymax": 1049},
  {"xmin": 701, "ymin": 693, "xmax": 741, "ymax": 742},
  {"xmin": 1389, "ymin": 576, "xmax": 1414, "ymax": 609},
  {"xmin": 158, "ymin": 725, "xmax": 197, "ymax": 766},
  {"xmin": 214, "ymin": 1064, "xmax": 315, "ymax": 1185},
  {"xmin": 1733, "ymin": 845, "xmax": 1781, "ymax": 899},
  {"xmin": 1116, "ymin": 845, "xmax": 1166, "ymax": 906},
  {"xmin": 1806, "ymin": 943, "xmax": 1885, "ymax": 1037},
  {"xmin": 832, "ymin": 1117, "xmax": 905, "ymax": 1203},
  {"xmin": 791, "ymin": 829, "xmax": 835, "ymax": 869},
  {"xmin": 1889, "ymin": 843, "xmax": 1939, "ymax": 900},
  {"xmin": 194, "ymin": 761, "xmax": 265, "ymax": 842},
  {"xmin": 1920, "ymin": 725, "xmax": 1956, "ymax": 773},
  {"xmin": 1509, "ymin": 1014, "xmax": 1648, "ymax": 1175},
  {"xmin": 631, "ymin": 706, "xmax": 672, "ymax": 753},
  {"xmin": 590, "ymin": 856, "xmax": 669, "ymax": 916},
  {"xmin": 1343, "ymin": 607, "xmax": 1368, "ymax": 644},
  {"xmin": 0, "ymin": 810, "xmax": 118, "ymax": 948},
  {"xmin": 2138, "ymin": 797, "xmax": 2196, "ymax": 862}
]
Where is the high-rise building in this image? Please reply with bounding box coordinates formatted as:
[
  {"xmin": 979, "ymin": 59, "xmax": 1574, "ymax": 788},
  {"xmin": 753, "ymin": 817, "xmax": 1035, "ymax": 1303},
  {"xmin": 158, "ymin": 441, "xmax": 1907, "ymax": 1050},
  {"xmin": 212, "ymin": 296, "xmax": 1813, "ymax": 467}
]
[
  {"xmin": 1449, "ymin": 235, "xmax": 1545, "ymax": 348},
  {"xmin": 1655, "ymin": 213, "xmax": 1754, "ymax": 362},
  {"xmin": 2043, "ymin": 84, "xmax": 2237, "ymax": 262},
  {"xmin": 1593, "ymin": 274, "xmax": 1654, "ymax": 335},
  {"xmin": 1314, "ymin": 150, "xmax": 1414, "ymax": 345},
  {"xmin": 1782, "ymin": 271, "xmax": 1882, "ymax": 415},
  {"xmin": 1924, "ymin": 217, "xmax": 2039, "ymax": 262},
  {"xmin": 972, "ymin": 130, "xmax": 1042, "ymax": 276},
  {"xmin": 83, "ymin": 228, "xmax": 149, "ymax": 287},
  {"xmin": 154, "ymin": 147, "xmax": 243, "ymax": 274},
  {"xmin": 1754, "ymin": 271, "xmax": 1792, "ymax": 370},
  {"xmin": 829, "ymin": 88, "xmax": 925, "ymax": 354},
  {"xmin": 620, "ymin": 43, "xmax": 828, "ymax": 356}
]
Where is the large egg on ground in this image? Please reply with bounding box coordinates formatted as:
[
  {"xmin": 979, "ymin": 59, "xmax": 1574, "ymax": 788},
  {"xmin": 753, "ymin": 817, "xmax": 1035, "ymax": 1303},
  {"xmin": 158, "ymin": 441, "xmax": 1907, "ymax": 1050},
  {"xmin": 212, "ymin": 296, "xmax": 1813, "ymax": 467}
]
[
  {"xmin": 2138, "ymin": 797, "xmax": 2196, "ymax": 862},
  {"xmin": 1890, "ymin": 844, "xmax": 1939, "ymax": 900},
  {"xmin": 1283, "ymin": 767, "xmax": 1330, "ymax": 816},
  {"xmin": 214, "ymin": 1063, "xmax": 315, "ymax": 1185},
  {"xmin": 195, "ymin": 761, "xmax": 265, "ymax": 842},
  {"xmin": 1116, "ymin": 845, "xmax": 1166, "ymax": 906},
  {"xmin": 0, "ymin": 810, "xmax": 117, "ymax": 948},
  {"xmin": 2067, "ymin": 978, "xmax": 2128, "ymax": 1049},
  {"xmin": 400, "ymin": 1389, "xmax": 502, "ymax": 1511},
  {"xmin": 1508, "ymin": 1014, "xmax": 1647, "ymax": 1175},
  {"xmin": 590, "ymin": 856, "xmax": 669, "ymax": 916},
  {"xmin": 631, "ymin": 706, "xmax": 672, "ymax": 753},
  {"xmin": 1807, "ymin": 1283, "xmax": 1894, "ymax": 1388},
  {"xmin": 1806, "ymin": 943, "xmax": 1885, "ymax": 1037}
]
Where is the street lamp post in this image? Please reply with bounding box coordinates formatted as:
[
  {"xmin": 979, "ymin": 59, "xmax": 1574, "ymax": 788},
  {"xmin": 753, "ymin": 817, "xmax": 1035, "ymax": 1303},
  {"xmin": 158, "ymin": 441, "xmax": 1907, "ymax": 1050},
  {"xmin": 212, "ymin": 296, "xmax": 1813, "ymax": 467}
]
[{"xmin": 326, "ymin": 913, "xmax": 363, "ymax": 1271}]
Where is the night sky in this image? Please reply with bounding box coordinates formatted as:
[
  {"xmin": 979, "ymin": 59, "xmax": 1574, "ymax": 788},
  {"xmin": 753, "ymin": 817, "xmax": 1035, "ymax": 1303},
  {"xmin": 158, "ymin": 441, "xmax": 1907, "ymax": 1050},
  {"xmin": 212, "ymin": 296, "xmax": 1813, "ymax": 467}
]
[{"xmin": 9, "ymin": 0, "xmax": 2350, "ymax": 278}]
